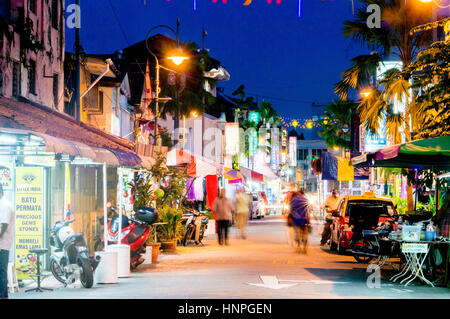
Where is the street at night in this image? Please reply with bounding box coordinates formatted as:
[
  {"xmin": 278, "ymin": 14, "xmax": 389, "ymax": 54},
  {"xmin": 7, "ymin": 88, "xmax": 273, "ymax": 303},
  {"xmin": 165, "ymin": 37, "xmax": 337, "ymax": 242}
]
[
  {"xmin": 8, "ymin": 216, "xmax": 450, "ymax": 299},
  {"xmin": 0, "ymin": 0, "xmax": 449, "ymax": 314}
]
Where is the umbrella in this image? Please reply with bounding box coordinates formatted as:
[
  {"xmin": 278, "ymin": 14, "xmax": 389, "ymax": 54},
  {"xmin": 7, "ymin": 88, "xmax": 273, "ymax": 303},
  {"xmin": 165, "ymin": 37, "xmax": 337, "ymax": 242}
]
[{"xmin": 352, "ymin": 136, "xmax": 450, "ymax": 169}]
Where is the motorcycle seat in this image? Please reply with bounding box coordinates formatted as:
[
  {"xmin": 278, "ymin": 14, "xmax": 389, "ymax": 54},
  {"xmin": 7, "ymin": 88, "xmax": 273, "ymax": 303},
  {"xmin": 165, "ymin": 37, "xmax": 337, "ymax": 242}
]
[{"xmin": 362, "ymin": 230, "xmax": 380, "ymax": 237}]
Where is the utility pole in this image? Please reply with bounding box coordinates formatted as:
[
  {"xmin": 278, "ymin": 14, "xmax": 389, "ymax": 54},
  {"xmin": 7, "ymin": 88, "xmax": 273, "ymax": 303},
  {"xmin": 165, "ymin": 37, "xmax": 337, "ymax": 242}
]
[{"xmin": 74, "ymin": 0, "xmax": 81, "ymax": 121}]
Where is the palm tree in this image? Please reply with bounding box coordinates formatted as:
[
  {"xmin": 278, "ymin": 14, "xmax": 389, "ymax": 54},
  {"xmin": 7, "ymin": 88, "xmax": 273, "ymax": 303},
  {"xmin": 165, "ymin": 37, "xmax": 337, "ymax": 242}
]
[
  {"xmin": 318, "ymin": 99, "xmax": 358, "ymax": 150},
  {"xmin": 406, "ymin": 40, "xmax": 450, "ymax": 138},
  {"xmin": 335, "ymin": 0, "xmax": 434, "ymax": 210}
]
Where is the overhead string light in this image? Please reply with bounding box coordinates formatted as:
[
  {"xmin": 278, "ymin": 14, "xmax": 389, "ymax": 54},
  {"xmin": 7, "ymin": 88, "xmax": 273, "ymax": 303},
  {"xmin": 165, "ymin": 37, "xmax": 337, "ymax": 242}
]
[{"xmin": 279, "ymin": 116, "xmax": 338, "ymax": 129}]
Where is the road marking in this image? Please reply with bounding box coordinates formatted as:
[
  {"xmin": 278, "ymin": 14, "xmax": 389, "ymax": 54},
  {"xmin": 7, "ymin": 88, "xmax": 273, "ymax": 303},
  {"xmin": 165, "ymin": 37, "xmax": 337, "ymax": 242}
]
[
  {"xmin": 247, "ymin": 276, "xmax": 350, "ymax": 290},
  {"xmin": 247, "ymin": 276, "xmax": 298, "ymax": 290}
]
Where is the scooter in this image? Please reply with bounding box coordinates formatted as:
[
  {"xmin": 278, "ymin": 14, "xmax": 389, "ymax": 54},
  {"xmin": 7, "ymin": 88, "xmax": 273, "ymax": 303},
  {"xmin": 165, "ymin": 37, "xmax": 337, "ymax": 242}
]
[
  {"xmin": 49, "ymin": 218, "xmax": 100, "ymax": 288},
  {"xmin": 94, "ymin": 206, "xmax": 158, "ymax": 269},
  {"xmin": 181, "ymin": 207, "xmax": 209, "ymax": 246},
  {"xmin": 351, "ymin": 218, "xmax": 398, "ymax": 263}
]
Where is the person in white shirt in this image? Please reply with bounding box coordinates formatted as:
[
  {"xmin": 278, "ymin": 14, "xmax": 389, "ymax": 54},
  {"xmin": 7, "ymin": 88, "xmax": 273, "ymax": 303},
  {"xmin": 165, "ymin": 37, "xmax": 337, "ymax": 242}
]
[
  {"xmin": 0, "ymin": 185, "xmax": 14, "ymax": 299},
  {"xmin": 320, "ymin": 189, "xmax": 340, "ymax": 246}
]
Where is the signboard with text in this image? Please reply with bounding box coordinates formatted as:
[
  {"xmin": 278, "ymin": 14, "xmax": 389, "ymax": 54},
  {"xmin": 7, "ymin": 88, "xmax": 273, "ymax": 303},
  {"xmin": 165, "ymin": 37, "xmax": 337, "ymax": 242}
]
[
  {"xmin": 0, "ymin": 164, "xmax": 13, "ymax": 190},
  {"xmin": 14, "ymin": 167, "xmax": 44, "ymax": 279},
  {"xmin": 401, "ymin": 243, "xmax": 428, "ymax": 254}
]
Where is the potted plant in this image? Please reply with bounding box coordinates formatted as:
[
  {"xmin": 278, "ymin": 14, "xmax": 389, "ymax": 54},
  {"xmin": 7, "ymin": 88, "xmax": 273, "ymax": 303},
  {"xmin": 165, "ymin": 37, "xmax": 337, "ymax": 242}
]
[
  {"xmin": 145, "ymin": 227, "xmax": 161, "ymax": 263},
  {"xmin": 158, "ymin": 205, "xmax": 183, "ymax": 251}
]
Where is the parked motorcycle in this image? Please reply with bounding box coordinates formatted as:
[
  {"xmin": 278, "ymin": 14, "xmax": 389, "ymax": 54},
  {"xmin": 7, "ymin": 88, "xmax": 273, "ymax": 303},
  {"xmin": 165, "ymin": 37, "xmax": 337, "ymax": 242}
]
[
  {"xmin": 94, "ymin": 206, "xmax": 158, "ymax": 269},
  {"xmin": 351, "ymin": 218, "xmax": 397, "ymax": 263},
  {"xmin": 49, "ymin": 218, "xmax": 100, "ymax": 288},
  {"xmin": 181, "ymin": 207, "xmax": 209, "ymax": 246}
]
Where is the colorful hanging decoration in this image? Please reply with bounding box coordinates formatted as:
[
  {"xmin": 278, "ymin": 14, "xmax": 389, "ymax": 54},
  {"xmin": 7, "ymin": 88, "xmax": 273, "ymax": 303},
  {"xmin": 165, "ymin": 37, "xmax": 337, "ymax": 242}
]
[{"xmin": 279, "ymin": 116, "xmax": 338, "ymax": 129}]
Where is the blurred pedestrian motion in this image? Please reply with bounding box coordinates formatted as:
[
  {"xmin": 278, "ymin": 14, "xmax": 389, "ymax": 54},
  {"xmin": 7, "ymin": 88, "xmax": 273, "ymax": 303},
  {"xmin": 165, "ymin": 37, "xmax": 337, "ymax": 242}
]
[
  {"xmin": 282, "ymin": 191, "xmax": 295, "ymax": 246},
  {"xmin": 290, "ymin": 189, "xmax": 311, "ymax": 254},
  {"xmin": 233, "ymin": 188, "xmax": 251, "ymax": 239},
  {"xmin": 213, "ymin": 189, "xmax": 233, "ymax": 245}
]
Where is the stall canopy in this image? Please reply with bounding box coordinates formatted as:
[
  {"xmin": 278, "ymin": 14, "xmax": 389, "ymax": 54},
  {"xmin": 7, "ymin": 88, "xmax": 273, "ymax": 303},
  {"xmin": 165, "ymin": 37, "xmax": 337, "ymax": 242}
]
[
  {"xmin": 166, "ymin": 148, "xmax": 220, "ymax": 177},
  {"xmin": 351, "ymin": 136, "xmax": 450, "ymax": 169},
  {"xmin": 240, "ymin": 166, "xmax": 264, "ymax": 182}
]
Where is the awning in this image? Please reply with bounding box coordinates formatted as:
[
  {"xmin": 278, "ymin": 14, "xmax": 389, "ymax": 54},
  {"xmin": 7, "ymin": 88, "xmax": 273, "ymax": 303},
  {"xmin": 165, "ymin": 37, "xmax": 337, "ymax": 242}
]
[
  {"xmin": 166, "ymin": 148, "xmax": 222, "ymax": 176},
  {"xmin": 351, "ymin": 136, "xmax": 450, "ymax": 169},
  {"xmin": 0, "ymin": 128, "xmax": 153, "ymax": 168},
  {"xmin": 240, "ymin": 166, "xmax": 264, "ymax": 182},
  {"xmin": 254, "ymin": 165, "xmax": 279, "ymax": 180}
]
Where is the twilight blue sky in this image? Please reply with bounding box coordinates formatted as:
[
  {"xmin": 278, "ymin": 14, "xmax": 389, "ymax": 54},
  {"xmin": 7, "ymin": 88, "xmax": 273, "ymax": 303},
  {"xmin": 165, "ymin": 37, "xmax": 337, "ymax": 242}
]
[{"xmin": 65, "ymin": 0, "xmax": 366, "ymax": 118}]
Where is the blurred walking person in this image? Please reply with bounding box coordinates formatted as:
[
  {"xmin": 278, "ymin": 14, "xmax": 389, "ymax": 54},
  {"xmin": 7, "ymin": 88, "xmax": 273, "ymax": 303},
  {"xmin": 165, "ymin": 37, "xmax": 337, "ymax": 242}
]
[
  {"xmin": 0, "ymin": 185, "xmax": 14, "ymax": 299},
  {"xmin": 282, "ymin": 191, "xmax": 295, "ymax": 246},
  {"xmin": 213, "ymin": 189, "xmax": 233, "ymax": 245},
  {"xmin": 290, "ymin": 189, "xmax": 311, "ymax": 254},
  {"xmin": 233, "ymin": 187, "xmax": 250, "ymax": 239},
  {"xmin": 320, "ymin": 189, "xmax": 340, "ymax": 246}
]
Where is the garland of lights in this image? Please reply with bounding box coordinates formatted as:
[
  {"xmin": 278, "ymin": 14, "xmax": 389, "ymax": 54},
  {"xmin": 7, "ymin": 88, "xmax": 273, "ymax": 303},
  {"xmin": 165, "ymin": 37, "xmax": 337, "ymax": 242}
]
[{"xmin": 279, "ymin": 116, "xmax": 338, "ymax": 129}]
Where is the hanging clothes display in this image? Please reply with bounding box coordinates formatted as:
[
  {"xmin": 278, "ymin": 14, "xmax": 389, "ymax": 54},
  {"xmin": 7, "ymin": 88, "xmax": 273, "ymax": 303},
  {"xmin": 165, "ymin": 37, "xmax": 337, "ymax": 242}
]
[
  {"xmin": 206, "ymin": 175, "xmax": 218, "ymax": 210},
  {"xmin": 186, "ymin": 178, "xmax": 195, "ymax": 200},
  {"xmin": 194, "ymin": 177, "xmax": 204, "ymax": 201}
]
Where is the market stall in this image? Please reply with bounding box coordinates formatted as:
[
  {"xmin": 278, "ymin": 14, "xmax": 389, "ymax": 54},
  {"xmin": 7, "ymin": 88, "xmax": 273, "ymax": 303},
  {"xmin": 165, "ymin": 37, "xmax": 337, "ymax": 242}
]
[{"xmin": 351, "ymin": 136, "xmax": 450, "ymax": 287}]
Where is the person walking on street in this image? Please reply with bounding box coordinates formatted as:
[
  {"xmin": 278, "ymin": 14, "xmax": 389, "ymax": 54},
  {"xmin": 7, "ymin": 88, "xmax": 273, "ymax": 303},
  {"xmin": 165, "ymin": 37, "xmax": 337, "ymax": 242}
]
[
  {"xmin": 320, "ymin": 189, "xmax": 340, "ymax": 246},
  {"xmin": 233, "ymin": 187, "xmax": 250, "ymax": 239},
  {"xmin": 213, "ymin": 189, "xmax": 233, "ymax": 245},
  {"xmin": 0, "ymin": 185, "xmax": 14, "ymax": 299},
  {"xmin": 290, "ymin": 189, "xmax": 311, "ymax": 254},
  {"xmin": 283, "ymin": 191, "xmax": 295, "ymax": 246}
]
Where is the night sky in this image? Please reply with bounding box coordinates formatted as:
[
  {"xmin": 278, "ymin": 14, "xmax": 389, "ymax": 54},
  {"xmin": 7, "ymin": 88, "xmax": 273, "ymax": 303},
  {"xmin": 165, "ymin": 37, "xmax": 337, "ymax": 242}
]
[{"xmin": 65, "ymin": 0, "xmax": 366, "ymax": 119}]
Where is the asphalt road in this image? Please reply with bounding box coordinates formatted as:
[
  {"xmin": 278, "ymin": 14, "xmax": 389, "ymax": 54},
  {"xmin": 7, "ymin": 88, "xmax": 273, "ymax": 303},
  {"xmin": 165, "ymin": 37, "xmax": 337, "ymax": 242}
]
[{"xmin": 9, "ymin": 215, "xmax": 450, "ymax": 299}]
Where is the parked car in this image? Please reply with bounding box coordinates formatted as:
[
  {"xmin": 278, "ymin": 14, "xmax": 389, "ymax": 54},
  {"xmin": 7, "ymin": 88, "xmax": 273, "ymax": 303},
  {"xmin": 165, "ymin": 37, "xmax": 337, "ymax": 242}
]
[
  {"xmin": 249, "ymin": 192, "xmax": 268, "ymax": 219},
  {"xmin": 329, "ymin": 192, "xmax": 398, "ymax": 256}
]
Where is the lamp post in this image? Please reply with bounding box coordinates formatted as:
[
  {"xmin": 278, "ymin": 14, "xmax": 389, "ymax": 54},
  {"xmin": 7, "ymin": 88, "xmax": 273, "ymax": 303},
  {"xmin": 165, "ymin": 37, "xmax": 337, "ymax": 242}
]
[{"xmin": 145, "ymin": 19, "xmax": 188, "ymax": 146}]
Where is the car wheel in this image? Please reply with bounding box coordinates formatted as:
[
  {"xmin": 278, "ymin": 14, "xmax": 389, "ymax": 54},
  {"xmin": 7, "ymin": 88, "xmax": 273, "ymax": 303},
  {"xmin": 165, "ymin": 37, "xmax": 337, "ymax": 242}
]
[{"xmin": 337, "ymin": 235, "xmax": 346, "ymax": 255}]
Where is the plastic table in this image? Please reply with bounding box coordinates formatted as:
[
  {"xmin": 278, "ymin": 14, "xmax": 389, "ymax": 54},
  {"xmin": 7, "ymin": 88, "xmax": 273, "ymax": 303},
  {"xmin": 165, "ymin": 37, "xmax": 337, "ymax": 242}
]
[{"xmin": 390, "ymin": 239, "xmax": 448, "ymax": 287}]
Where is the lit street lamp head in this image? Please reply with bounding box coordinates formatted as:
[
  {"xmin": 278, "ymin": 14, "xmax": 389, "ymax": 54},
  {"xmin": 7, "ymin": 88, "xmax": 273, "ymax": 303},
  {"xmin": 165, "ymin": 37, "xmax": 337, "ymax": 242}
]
[
  {"xmin": 361, "ymin": 89, "xmax": 372, "ymax": 98},
  {"xmin": 167, "ymin": 48, "xmax": 189, "ymax": 66}
]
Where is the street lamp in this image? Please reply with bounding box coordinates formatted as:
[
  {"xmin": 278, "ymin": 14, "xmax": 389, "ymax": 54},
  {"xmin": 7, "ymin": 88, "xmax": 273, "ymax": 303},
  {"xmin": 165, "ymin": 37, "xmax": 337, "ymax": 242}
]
[
  {"xmin": 145, "ymin": 19, "xmax": 188, "ymax": 146},
  {"xmin": 361, "ymin": 89, "xmax": 372, "ymax": 98}
]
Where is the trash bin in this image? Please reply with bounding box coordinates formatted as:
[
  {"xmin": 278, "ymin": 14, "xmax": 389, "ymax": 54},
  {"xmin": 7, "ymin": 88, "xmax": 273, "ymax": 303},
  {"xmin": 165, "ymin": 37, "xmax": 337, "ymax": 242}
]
[
  {"xmin": 94, "ymin": 251, "xmax": 118, "ymax": 284},
  {"xmin": 143, "ymin": 245, "xmax": 152, "ymax": 265},
  {"xmin": 106, "ymin": 244, "xmax": 130, "ymax": 278}
]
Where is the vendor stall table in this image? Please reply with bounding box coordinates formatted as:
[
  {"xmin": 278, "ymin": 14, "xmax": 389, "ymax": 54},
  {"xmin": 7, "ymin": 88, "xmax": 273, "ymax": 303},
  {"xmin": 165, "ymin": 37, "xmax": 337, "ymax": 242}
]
[{"xmin": 390, "ymin": 239, "xmax": 449, "ymax": 287}]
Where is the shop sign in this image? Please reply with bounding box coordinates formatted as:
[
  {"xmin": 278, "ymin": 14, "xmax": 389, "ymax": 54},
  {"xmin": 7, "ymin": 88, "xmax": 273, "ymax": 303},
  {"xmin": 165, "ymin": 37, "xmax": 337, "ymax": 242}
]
[
  {"xmin": 249, "ymin": 129, "xmax": 258, "ymax": 154},
  {"xmin": 249, "ymin": 111, "xmax": 260, "ymax": 124},
  {"xmin": 23, "ymin": 155, "xmax": 55, "ymax": 167},
  {"xmin": 289, "ymin": 136, "xmax": 297, "ymax": 166},
  {"xmin": 225, "ymin": 123, "xmax": 240, "ymax": 155},
  {"xmin": 281, "ymin": 129, "xmax": 287, "ymax": 147},
  {"xmin": 0, "ymin": 164, "xmax": 13, "ymax": 190},
  {"xmin": 401, "ymin": 243, "xmax": 428, "ymax": 254},
  {"xmin": 270, "ymin": 143, "xmax": 279, "ymax": 171},
  {"xmin": 14, "ymin": 167, "xmax": 44, "ymax": 279}
]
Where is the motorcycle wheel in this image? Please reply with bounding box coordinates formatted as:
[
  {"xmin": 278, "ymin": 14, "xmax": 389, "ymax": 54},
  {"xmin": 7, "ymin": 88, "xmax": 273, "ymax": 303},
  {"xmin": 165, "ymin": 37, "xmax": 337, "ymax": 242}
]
[
  {"xmin": 352, "ymin": 239, "xmax": 374, "ymax": 263},
  {"xmin": 183, "ymin": 226, "xmax": 194, "ymax": 246},
  {"xmin": 78, "ymin": 258, "xmax": 94, "ymax": 288},
  {"xmin": 50, "ymin": 259, "xmax": 67, "ymax": 285}
]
